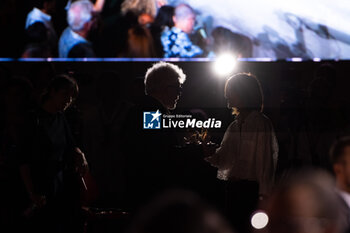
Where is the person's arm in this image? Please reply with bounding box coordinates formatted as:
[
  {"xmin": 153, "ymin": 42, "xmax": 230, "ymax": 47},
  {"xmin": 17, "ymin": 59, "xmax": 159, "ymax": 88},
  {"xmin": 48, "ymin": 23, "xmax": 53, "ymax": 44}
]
[
  {"xmin": 60, "ymin": 112, "xmax": 88, "ymax": 176},
  {"xmin": 204, "ymin": 122, "xmax": 234, "ymax": 168},
  {"xmin": 19, "ymin": 164, "xmax": 46, "ymax": 208},
  {"xmin": 73, "ymin": 147, "xmax": 89, "ymax": 176}
]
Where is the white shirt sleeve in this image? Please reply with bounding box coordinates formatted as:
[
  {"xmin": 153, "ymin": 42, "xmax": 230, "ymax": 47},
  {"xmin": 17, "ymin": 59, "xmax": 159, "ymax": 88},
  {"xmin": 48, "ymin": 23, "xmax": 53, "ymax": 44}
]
[
  {"xmin": 206, "ymin": 122, "xmax": 237, "ymax": 180},
  {"xmin": 255, "ymin": 119, "xmax": 278, "ymax": 196}
]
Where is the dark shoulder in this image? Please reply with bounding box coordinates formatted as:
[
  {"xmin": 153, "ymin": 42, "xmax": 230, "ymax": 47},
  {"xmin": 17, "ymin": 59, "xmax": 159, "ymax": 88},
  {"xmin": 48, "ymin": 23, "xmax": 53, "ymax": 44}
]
[
  {"xmin": 248, "ymin": 111, "xmax": 274, "ymax": 129},
  {"xmin": 68, "ymin": 42, "xmax": 95, "ymax": 58}
]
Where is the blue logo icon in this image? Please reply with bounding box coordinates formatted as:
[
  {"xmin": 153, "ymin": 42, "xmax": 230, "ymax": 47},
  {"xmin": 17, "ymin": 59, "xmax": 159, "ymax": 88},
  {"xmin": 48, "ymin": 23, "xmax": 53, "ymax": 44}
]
[{"xmin": 143, "ymin": 110, "xmax": 162, "ymax": 129}]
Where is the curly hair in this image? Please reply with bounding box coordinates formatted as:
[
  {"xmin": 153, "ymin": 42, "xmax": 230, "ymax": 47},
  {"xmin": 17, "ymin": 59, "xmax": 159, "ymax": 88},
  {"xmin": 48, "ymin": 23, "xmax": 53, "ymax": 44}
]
[{"xmin": 144, "ymin": 61, "xmax": 186, "ymax": 95}]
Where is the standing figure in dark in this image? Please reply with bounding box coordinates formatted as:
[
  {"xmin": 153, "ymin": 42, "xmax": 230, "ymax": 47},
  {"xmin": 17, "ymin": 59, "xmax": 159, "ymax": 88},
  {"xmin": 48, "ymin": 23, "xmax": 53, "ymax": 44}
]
[
  {"xmin": 24, "ymin": 0, "xmax": 58, "ymax": 57},
  {"xmin": 19, "ymin": 75, "xmax": 88, "ymax": 233},
  {"xmin": 204, "ymin": 73, "xmax": 278, "ymax": 233},
  {"xmin": 122, "ymin": 62, "xmax": 186, "ymax": 212},
  {"xmin": 59, "ymin": 0, "xmax": 96, "ymax": 58}
]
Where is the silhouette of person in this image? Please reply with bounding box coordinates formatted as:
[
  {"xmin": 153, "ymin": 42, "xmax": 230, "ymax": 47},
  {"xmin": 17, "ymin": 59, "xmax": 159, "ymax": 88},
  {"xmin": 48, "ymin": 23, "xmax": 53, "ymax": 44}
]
[
  {"xmin": 204, "ymin": 73, "xmax": 278, "ymax": 233},
  {"xmin": 19, "ymin": 74, "xmax": 88, "ymax": 233},
  {"xmin": 122, "ymin": 62, "xmax": 186, "ymax": 212}
]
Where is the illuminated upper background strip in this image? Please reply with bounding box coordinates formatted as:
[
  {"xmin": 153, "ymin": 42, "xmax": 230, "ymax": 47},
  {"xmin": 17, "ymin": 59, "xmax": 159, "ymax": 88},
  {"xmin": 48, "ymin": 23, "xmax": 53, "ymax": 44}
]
[{"xmin": 170, "ymin": 0, "xmax": 350, "ymax": 59}]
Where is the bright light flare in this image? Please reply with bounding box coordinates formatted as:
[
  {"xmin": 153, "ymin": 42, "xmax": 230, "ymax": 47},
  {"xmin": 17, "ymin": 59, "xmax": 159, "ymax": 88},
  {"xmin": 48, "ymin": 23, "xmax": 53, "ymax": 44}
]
[
  {"xmin": 251, "ymin": 211, "xmax": 269, "ymax": 229},
  {"xmin": 213, "ymin": 54, "xmax": 236, "ymax": 76}
]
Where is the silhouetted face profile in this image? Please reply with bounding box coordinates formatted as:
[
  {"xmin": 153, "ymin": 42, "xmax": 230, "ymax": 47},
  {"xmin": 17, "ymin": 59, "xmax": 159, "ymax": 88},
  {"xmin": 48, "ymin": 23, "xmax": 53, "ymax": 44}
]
[
  {"xmin": 163, "ymin": 78, "xmax": 181, "ymax": 110},
  {"xmin": 145, "ymin": 62, "xmax": 186, "ymax": 110},
  {"xmin": 49, "ymin": 87, "xmax": 74, "ymax": 112},
  {"xmin": 225, "ymin": 90, "xmax": 242, "ymax": 110}
]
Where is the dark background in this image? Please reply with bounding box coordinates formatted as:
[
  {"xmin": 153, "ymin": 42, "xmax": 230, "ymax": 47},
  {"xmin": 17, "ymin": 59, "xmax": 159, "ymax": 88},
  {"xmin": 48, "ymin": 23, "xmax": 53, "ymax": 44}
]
[{"xmin": 2, "ymin": 60, "xmax": 350, "ymax": 209}]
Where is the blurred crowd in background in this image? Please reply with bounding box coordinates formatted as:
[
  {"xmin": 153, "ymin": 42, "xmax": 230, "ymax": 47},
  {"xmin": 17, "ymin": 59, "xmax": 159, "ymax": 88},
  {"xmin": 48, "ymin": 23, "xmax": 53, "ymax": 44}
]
[{"xmin": 0, "ymin": 0, "xmax": 253, "ymax": 58}]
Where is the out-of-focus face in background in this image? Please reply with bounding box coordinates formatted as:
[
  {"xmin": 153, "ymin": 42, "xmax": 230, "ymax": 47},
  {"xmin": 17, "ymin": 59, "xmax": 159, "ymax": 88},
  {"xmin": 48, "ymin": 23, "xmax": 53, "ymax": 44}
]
[
  {"xmin": 173, "ymin": 4, "xmax": 196, "ymax": 34},
  {"xmin": 261, "ymin": 171, "xmax": 344, "ymax": 233},
  {"xmin": 268, "ymin": 185, "xmax": 326, "ymax": 233},
  {"xmin": 182, "ymin": 14, "xmax": 196, "ymax": 34}
]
